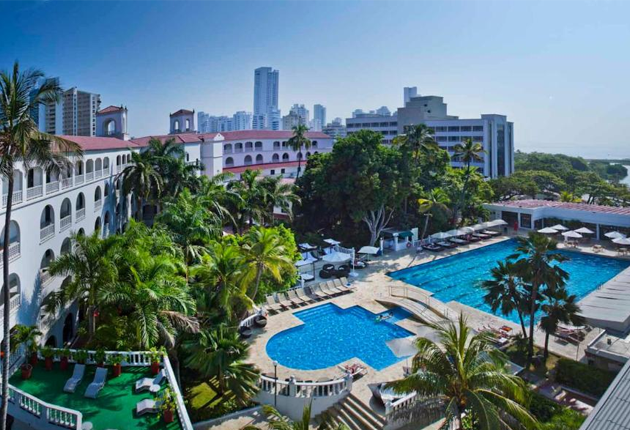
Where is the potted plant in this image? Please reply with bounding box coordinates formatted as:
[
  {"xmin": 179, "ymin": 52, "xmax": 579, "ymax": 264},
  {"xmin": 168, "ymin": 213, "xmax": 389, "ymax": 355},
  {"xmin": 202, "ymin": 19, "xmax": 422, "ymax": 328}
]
[
  {"xmin": 10, "ymin": 325, "xmax": 42, "ymax": 367},
  {"xmin": 20, "ymin": 363, "xmax": 33, "ymax": 380},
  {"xmin": 94, "ymin": 349, "xmax": 106, "ymax": 367},
  {"xmin": 59, "ymin": 348, "xmax": 71, "ymax": 371},
  {"xmin": 148, "ymin": 347, "xmax": 164, "ymax": 375},
  {"xmin": 41, "ymin": 346, "xmax": 55, "ymax": 371},
  {"xmin": 108, "ymin": 354, "xmax": 123, "ymax": 378},
  {"xmin": 159, "ymin": 388, "xmax": 176, "ymax": 424},
  {"xmin": 74, "ymin": 349, "xmax": 88, "ymax": 364}
]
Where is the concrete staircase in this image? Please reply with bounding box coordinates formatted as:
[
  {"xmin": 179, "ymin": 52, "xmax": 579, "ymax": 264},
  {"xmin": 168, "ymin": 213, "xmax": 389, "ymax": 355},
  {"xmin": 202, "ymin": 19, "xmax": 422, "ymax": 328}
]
[{"xmin": 316, "ymin": 394, "xmax": 387, "ymax": 430}]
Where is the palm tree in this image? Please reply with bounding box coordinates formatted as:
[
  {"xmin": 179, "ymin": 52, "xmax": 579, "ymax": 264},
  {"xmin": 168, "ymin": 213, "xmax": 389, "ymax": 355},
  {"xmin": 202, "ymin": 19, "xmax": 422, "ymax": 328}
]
[
  {"xmin": 287, "ymin": 124, "xmax": 311, "ymax": 180},
  {"xmin": 9, "ymin": 325, "xmax": 41, "ymax": 354},
  {"xmin": 44, "ymin": 231, "xmax": 118, "ymax": 338},
  {"xmin": 511, "ymin": 233, "xmax": 569, "ymax": 364},
  {"xmin": 393, "ymin": 124, "xmax": 439, "ymax": 168},
  {"xmin": 453, "ymin": 138, "xmax": 485, "ymax": 225},
  {"xmin": 182, "ymin": 326, "xmax": 259, "ymax": 403},
  {"xmin": 387, "ymin": 316, "xmax": 537, "ymax": 430},
  {"xmin": 118, "ymin": 150, "xmax": 162, "ymax": 221},
  {"xmin": 260, "ymin": 175, "xmax": 299, "ymax": 224},
  {"xmin": 242, "ymin": 227, "xmax": 295, "ymax": 302},
  {"xmin": 540, "ymin": 287, "xmax": 584, "ymax": 360},
  {"xmin": 244, "ymin": 403, "xmax": 349, "ymax": 430},
  {"xmin": 226, "ymin": 169, "xmax": 266, "ymax": 233},
  {"xmin": 417, "ymin": 188, "xmax": 450, "ymax": 241},
  {"xmin": 0, "ymin": 63, "xmax": 83, "ymax": 427},
  {"xmin": 482, "ymin": 261, "xmax": 528, "ymax": 337}
]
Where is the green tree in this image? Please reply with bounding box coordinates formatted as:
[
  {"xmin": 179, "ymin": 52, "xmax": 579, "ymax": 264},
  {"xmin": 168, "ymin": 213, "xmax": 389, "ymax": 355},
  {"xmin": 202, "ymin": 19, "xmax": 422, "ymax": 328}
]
[
  {"xmin": 119, "ymin": 150, "xmax": 163, "ymax": 220},
  {"xmin": 226, "ymin": 169, "xmax": 266, "ymax": 233},
  {"xmin": 182, "ymin": 326, "xmax": 259, "ymax": 403},
  {"xmin": 393, "ymin": 123, "xmax": 439, "ymax": 168},
  {"xmin": 539, "ymin": 287, "xmax": 583, "ymax": 360},
  {"xmin": 0, "ymin": 63, "xmax": 83, "ymax": 428},
  {"xmin": 287, "ymin": 124, "xmax": 311, "ymax": 180},
  {"xmin": 452, "ymin": 138, "xmax": 485, "ymax": 225},
  {"xmin": 9, "ymin": 325, "xmax": 41, "ymax": 354},
  {"xmin": 259, "ymin": 175, "xmax": 299, "ymax": 224},
  {"xmin": 387, "ymin": 316, "xmax": 537, "ymax": 430},
  {"xmin": 482, "ymin": 261, "xmax": 528, "ymax": 337},
  {"xmin": 244, "ymin": 403, "xmax": 349, "ymax": 430},
  {"xmin": 44, "ymin": 232, "xmax": 118, "ymax": 338},
  {"xmin": 417, "ymin": 188, "xmax": 450, "ymax": 240},
  {"xmin": 511, "ymin": 233, "xmax": 569, "ymax": 364}
]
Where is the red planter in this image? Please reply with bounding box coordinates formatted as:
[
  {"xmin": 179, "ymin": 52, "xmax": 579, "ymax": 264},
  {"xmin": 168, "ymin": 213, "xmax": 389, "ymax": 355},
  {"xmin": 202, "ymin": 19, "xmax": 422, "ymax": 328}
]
[
  {"xmin": 97, "ymin": 362, "xmax": 105, "ymax": 368},
  {"xmin": 44, "ymin": 357, "xmax": 53, "ymax": 371},
  {"xmin": 112, "ymin": 363, "xmax": 122, "ymax": 378},
  {"xmin": 60, "ymin": 357, "xmax": 69, "ymax": 371},
  {"xmin": 163, "ymin": 409, "xmax": 174, "ymax": 423},
  {"xmin": 151, "ymin": 361, "xmax": 160, "ymax": 375},
  {"xmin": 29, "ymin": 353, "xmax": 38, "ymax": 366},
  {"xmin": 21, "ymin": 364, "xmax": 32, "ymax": 380}
]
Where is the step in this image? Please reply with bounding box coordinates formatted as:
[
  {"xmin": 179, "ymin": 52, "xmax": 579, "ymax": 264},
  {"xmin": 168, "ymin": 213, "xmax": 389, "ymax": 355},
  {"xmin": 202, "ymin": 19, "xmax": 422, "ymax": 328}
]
[
  {"xmin": 345, "ymin": 394, "xmax": 387, "ymax": 428},
  {"xmin": 333, "ymin": 403, "xmax": 369, "ymax": 430}
]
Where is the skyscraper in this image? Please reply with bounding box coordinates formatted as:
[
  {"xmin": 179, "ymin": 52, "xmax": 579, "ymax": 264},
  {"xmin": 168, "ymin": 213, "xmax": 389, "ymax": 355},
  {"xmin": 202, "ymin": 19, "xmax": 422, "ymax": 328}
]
[
  {"xmin": 253, "ymin": 67, "xmax": 280, "ymax": 130},
  {"xmin": 404, "ymin": 86, "xmax": 418, "ymax": 104},
  {"xmin": 40, "ymin": 80, "xmax": 101, "ymax": 136},
  {"xmin": 313, "ymin": 104, "xmax": 326, "ymax": 131},
  {"xmin": 233, "ymin": 111, "xmax": 253, "ymax": 131}
]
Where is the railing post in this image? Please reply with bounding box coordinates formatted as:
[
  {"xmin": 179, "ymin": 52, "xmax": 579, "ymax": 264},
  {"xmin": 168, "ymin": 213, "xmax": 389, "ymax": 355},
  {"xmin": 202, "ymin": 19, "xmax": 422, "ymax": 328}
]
[
  {"xmin": 288, "ymin": 376, "xmax": 297, "ymax": 397},
  {"xmin": 344, "ymin": 373, "xmax": 353, "ymax": 393}
]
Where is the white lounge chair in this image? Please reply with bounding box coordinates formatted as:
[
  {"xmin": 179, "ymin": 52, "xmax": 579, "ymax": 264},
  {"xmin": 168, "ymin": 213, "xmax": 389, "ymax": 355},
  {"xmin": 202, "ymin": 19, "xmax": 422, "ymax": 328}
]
[
  {"xmin": 135, "ymin": 369, "xmax": 166, "ymax": 393},
  {"xmin": 63, "ymin": 364, "xmax": 86, "ymax": 393},
  {"xmin": 136, "ymin": 398, "xmax": 162, "ymax": 416},
  {"xmin": 265, "ymin": 295, "xmax": 285, "ymax": 313},
  {"xmin": 84, "ymin": 367, "xmax": 108, "ymax": 398}
]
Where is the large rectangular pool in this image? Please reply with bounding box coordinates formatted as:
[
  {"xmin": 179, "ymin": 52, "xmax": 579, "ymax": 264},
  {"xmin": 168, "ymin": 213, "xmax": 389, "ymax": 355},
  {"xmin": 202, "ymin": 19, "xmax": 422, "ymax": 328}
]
[{"xmin": 388, "ymin": 239, "xmax": 630, "ymax": 324}]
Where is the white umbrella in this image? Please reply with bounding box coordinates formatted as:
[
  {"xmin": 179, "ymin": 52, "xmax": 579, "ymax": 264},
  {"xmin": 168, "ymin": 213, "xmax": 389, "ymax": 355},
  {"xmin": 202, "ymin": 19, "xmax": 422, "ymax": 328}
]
[
  {"xmin": 550, "ymin": 224, "xmax": 569, "ymax": 231},
  {"xmin": 358, "ymin": 246, "xmax": 379, "ymax": 255},
  {"xmin": 446, "ymin": 229, "xmax": 462, "ymax": 237},
  {"xmin": 472, "ymin": 223, "xmax": 486, "ymax": 231},
  {"xmin": 323, "ymin": 238, "xmax": 340, "ymax": 246},
  {"xmin": 430, "ymin": 232, "xmax": 453, "ymax": 240},
  {"xmin": 538, "ymin": 227, "xmax": 559, "ymax": 234},
  {"xmin": 322, "ymin": 251, "xmax": 351, "ymax": 263},
  {"xmin": 575, "ymin": 227, "xmax": 595, "ymax": 234},
  {"xmin": 606, "ymin": 231, "xmax": 627, "ymax": 239},
  {"xmin": 487, "ymin": 219, "xmax": 507, "ymax": 227},
  {"xmin": 562, "ymin": 231, "xmax": 583, "ymax": 239},
  {"xmin": 613, "ymin": 237, "xmax": 630, "ymax": 246},
  {"xmin": 386, "ymin": 336, "xmax": 417, "ymax": 358},
  {"xmin": 459, "ymin": 227, "xmax": 475, "ymax": 234}
]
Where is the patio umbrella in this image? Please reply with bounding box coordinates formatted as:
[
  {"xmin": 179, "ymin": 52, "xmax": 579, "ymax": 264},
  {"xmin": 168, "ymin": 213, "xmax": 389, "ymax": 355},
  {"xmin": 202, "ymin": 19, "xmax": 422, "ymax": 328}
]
[
  {"xmin": 562, "ymin": 231, "xmax": 583, "ymax": 239},
  {"xmin": 605, "ymin": 231, "xmax": 627, "ymax": 239},
  {"xmin": 430, "ymin": 232, "xmax": 453, "ymax": 240},
  {"xmin": 575, "ymin": 227, "xmax": 595, "ymax": 235},
  {"xmin": 322, "ymin": 251, "xmax": 351, "ymax": 263},
  {"xmin": 445, "ymin": 229, "xmax": 462, "ymax": 237},
  {"xmin": 358, "ymin": 246, "xmax": 379, "ymax": 255},
  {"xmin": 471, "ymin": 223, "xmax": 486, "ymax": 231},
  {"xmin": 538, "ymin": 227, "xmax": 559, "ymax": 234},
  {"xmin": 458, "ymin": 227, "xmax": 475, "ymax": 234},
  {"xmin": 323, "ymin": 238, "xmax": 341, "ymax": 246},
  {"xmin": 386, "ymin": 336, "xmax": 418, "ymax": 358},
  {"xmin": 613, "ymin": 237, "xmax": 630, "ymax": 246},
  {"xmin": 550, "ymin": 224, "xmax": 569, "ymax": 231},
  {"xmin": 487, "ymin": 219, "xmax": 507, "ymax": 227}
]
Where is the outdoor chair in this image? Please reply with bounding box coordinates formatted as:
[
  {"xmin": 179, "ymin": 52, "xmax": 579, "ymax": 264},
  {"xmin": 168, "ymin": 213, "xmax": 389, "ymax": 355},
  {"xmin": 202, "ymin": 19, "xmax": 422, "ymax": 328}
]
[
  {"xmin": 84, "ymin": 367, "xmax": 108, "ymax": 399},
  {"xmin": 136, "ymin": 399, "xmax": 161, "ymax": 416},
  {"xmin": 135, "ymin": 369, "xmax": 166, "ymax": 393},
  {"xmin": 64, "ymin": 364, "xmax": 86, "ymax": 393},
  {"xmin": 296, "ymin": 288, "xmax": 316, "ymax": 304}
]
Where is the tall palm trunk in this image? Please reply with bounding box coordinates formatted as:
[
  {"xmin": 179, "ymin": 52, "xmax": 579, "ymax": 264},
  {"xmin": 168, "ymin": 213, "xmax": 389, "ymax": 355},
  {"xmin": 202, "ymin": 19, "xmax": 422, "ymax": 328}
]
[
  {"xmin": 251, "ymin": 264, "xmax": 263, "ymax": 302},
  {"xmin": 543, "ymin": 331, "xmax": 551, "ymax": 360},
  {"xmin": 87, "ymin": 304, "xmax": 96, "ymax": 338},
  {"xmin": 296, "ymin": 148, "xmax": 302, "ymax": 180},
  {"xmin": 527, "ymin": 279, "xmax": 539, "ymax": 365},
  {"xmin": 517, "ymin": 311, "xmax": 527, "ymax": 338},
  {"xmin": 421, "ymin": 214, "xmax": 431, "ymax": 241},
  {"xmin": 456, "ymin": 165, "xmax": 472, "ymax": 227},
  {"xmin": 1, "ymin": 175, "xmax": 14, "ymax": 430}
]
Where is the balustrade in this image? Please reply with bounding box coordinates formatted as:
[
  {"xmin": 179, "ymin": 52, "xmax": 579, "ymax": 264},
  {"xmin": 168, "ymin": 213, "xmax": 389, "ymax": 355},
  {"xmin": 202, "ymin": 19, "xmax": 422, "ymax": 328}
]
[
  {"xmin": 40, "ymin": 224, "xmax": 55, "ymax": 242},
  {"xmin": 45, "ymin": 181, "xmax": 59, "ymax": 194},
  {"xmin": 26, "ymin": 185, "xmax": 43, "ymax": 200}
]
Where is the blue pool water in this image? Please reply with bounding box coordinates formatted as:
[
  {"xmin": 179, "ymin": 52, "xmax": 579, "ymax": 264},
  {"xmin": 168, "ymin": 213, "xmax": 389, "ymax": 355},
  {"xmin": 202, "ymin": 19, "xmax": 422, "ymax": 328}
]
[
  {"xmin": 389, "ymin": 239, "xmax": 630, "ymax": 324},
  {"xmin": 266, "ymin": 304, "xmax": 413, "ymax": 370}
]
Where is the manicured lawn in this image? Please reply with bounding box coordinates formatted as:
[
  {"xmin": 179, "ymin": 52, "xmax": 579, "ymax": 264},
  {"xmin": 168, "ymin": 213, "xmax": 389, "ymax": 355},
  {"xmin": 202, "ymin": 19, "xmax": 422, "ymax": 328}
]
[
  {"xmin": 184, "ymin": 378, "xmax": 249, "ymax": 422},
  {"xmin": 11, "ymin": 363, "xmax": 181, "ymax": 430}
]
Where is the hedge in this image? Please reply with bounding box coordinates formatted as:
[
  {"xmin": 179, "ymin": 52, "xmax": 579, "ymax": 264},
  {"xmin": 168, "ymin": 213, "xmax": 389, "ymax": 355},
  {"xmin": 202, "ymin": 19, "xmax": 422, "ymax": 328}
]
[{"xmin": 554, "ymin": 358, "xmax": 616, "ymax": 397}]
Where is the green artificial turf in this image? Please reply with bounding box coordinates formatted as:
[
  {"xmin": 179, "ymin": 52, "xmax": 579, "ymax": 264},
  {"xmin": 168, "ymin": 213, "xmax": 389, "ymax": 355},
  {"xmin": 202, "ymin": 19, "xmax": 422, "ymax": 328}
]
[{"xmin": 10, "ymin": 363, "xmax": 182, "ymax": 430}]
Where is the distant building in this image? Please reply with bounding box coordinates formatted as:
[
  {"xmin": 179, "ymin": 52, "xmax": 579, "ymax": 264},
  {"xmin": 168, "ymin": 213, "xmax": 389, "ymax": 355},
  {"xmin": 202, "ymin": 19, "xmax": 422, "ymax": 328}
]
[
  {"xmin": 282, "ymin": 110, "xmax": 308, "ymax": 130},
  {"xmin": 404, "ymin": 86, "xmax": 418, "ymax": 104},
  {"xmin": 323, "ymin": 117, "xmax": 347, "ymax": 139},
  {"xmin": 375, "ymin": 106, "xmax": 391, "ymax": 117},
  {"xmin": 253, "ymin": 67, "xmax": 280, "ymax": 130},
  {"xmin": 169, "ymin": 109, "xmax": 195, "ymax": 134},
  {"xmin": 290, "ymin": 104, "xmax": 309, "ymax": 123},
  {"xmin": 352, "ymin": 109, "xmax": 364, "ymax": 118},
  {"xmin": 40, "ymin": 80, "xmax": 101, "ymax": 137},
  {"xmin": 233, "ymin": 111, "xmax": 253, "ymax": 131},
  {"xmin": 313, "ymin": 104, "xmax": 326, "ymax": 130}
]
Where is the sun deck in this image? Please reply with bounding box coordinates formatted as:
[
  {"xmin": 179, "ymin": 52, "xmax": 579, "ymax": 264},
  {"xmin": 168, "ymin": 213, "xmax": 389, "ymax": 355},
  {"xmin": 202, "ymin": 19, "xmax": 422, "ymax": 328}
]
[{"xmin": 10, "ymin": 365, "xmax": 181, "ymax": 430}]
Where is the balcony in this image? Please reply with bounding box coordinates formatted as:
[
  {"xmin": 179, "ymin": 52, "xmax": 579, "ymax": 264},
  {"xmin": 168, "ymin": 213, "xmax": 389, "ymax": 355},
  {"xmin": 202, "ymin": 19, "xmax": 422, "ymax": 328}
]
[
  {"xmin": 60, "ymin": 215, "xmax": 72, "ymax": 231},
  {"xmin": 0, "ymin": 242, "xmax": 21, "ymax": 268},
  {"xmin": 76, "ymin": 208, "xmax": 85, "ymax": 222},
  {"xmin": 40, "ymin": 224, "xmax": 55, "ymax": 243},
  {"xmin": 86, "ymin": 172, "xmax": 94, "ymax": 182},
  {"xmin": 40, "ymin": 269, "xmax": 54, "ymax": 286},
  {"xmin": 61, "ymin": 177, "xmax": 73, "ymax": 189},
  {"xmin": 95, "ymin": 170, "xmax": 102, "ymax": 179},
  {"xmin": 26, "ymin": 185, "xmax": 43, "ymax": 200},
  {"xmin": 94, "ymin": 200, "xmax": 102, "ymax": 211},
  {"xmin": 45, "ymin": 181, "xmax": 59, "ymax": 194},
  {"xmin": 2, "ymin": 190, "xmax": 23, "ymax": 208},
  {"xmin": 75, "ymin": 174, "xmax": 84, "ymax": 185}
]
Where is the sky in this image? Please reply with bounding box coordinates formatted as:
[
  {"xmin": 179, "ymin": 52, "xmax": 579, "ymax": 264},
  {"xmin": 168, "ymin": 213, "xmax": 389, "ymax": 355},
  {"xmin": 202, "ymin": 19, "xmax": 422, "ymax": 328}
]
[{"xmin": 1, "ymin": 0, "xmax": 629, "ymax": 158}]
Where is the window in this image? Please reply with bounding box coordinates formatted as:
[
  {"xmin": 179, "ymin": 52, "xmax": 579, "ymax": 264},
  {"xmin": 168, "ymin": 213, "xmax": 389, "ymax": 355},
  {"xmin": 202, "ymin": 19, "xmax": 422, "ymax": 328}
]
[
  {"xmin": 272, "ymin": 153, "xmax": 279, "ymax": 162},
  {"xmin": 225, "ymin": 157, "xmax": 234, "ymax": 167},
  {"xmin": 270, "ymin": 170, "xmax": 275, "ymax": 175},
  {"xmin": 312, "ymin": 141, "xmax": 318, "ymax": 148},
  {"xmin": 448, "ymin": 136, "xmax": 459, "ymax": 142},
  {"xmin": 282, "ymin": 153, "xmax": 289, "ymax": 161},
  {"xmin": 447, "ymin": 126, "xmax": 460, "ymax": 132},
  {"xmin": 254, "ymin": 141, "xmax": 262, "ymax": 151},
  {"xmin": 256, "ymin": 154, "xmax": 263, "ymax": 163},
  {"xmin": 434, "ymin": 126, "xmax": 447, "ymax": 132},
  {"xmin": 472, "ymin": 126, "xmax": 484, "ymax": 132},
  {"xmin": 281, "ymin": 169, "xmax": 285, "ymax": 174},
  {"xmin": 273, "ymin": 141, "xmax": 280, "ymax": 149},
  {"xmin": 244, "ymin": 155, "xmax": 252, "ymax": 165},
  {"xmin": 460, "ymin": 126, "xmax": 472, "ymax": 132},
  {"xmin": 224, "ymin": 144, "xmax": 233, "ymax": 153}
]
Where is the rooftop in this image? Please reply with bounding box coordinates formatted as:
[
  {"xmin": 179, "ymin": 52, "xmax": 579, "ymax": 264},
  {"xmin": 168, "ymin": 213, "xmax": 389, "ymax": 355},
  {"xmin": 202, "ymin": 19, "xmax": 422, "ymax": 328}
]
[
  {"xmin": 580, "ymin": 359, "xmax": 630, "ymax": 430},
  {"xmin": 223, "ymin": 160, "xmax": 301, "ymax": 174},
  {"xmin": 97, "ymin": 105, "xmax": 125, "ymax": 115},
  {"xmin": 10, "ymin": 364, "xmax": 181, "ymax": 430},
  {"xmin": 170, "ymin": 109, "xmax": 194, "ymax": 116},
  {"xmin": 487, "ymin": 199, "xmax": 630, "ymax": 216}
]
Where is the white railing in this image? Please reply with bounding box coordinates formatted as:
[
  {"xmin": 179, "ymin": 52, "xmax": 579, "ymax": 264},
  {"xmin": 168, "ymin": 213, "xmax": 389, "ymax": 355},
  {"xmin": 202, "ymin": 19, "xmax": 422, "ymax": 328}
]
[
  {"xmin": 9, "ymin": 293, "xmax": 20, "ymax": 312},
  {"xmin": 26, "ymin": 185, "xmax": 43, "ymax": 200},
  {"xmin": 60, "ymin": 215, "xmax": 72, "ymax": 231},
  {"xmin": 2, "ymin": 190, "xmax": 23, "ymax": 207},
  {"xmin": 0, "ymin": 242, "xmax": 21, "ymax": 268},
  {"xmin": 162, "ymin": 349, "xmax": 194, "ymax": 430},
  {"xmin": 385, "ymin": 392, "xmax": 417, "ymax": 415},
  {"xmin": 61, "ymin": 177, "xmax": 73, "ymax": 189},
  {"xmin": 116, "ymin": 165, "xmax": 122, "ymax": 173},
  {"xmin": 239, "ymin": 307, "xmax": 264, "ymax": 329},
  {"xmin": 76, "ymin": 208, "xmax": 85, "ymax": 221},
  {"xmin": 258, "ymin": 374, "xmax": 350, "ymax": 398},
  {"xmin": 8, "ymin": 385, "xmax": 82, "ymax": 429},
  {"xmin": 94, "ymin": 200, "xmax": 102, "ymax": 211},
  {"xmin": 45, "ymin": 181, "xmax": 59, "ymax": 194},
  {"xmin": 86, "ymin": 171, "xmax": 94, "ymax": 182},
  {"xmin": 75, "ymin": 174, "xmax": 84, "ymax": 185},
  {"xmin": 40, "ymin": 269, "xmax": 53, "ymax": 286},
  {"xmin": 95, "ymin": 170, "xmax": 102, "ymax": 179},
  {"xmin": 40, "ymin": 224, "xmax": 55, "ymax": 242},
  {"xmin": 102, "ymin": 168, "xmax": 109, "ymax": 177}
]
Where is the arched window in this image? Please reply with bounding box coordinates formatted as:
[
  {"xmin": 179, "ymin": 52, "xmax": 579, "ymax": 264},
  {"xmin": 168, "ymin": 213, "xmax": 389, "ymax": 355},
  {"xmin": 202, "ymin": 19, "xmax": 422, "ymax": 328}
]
[
  {"xmin": 94, "ymin": 217, "xmax": 101, "ymax": 232},
  {"xmin": 312, "ymin": 140, "xmax": 318, "ymax": 148},
  {"xmin": 297, "ymin": 152, "xmax": 303, "ymax": 160},
  {"xmin": 245, "ymin": 141, "xmax": 253, "ymax": 152},
  {"xmin": 256, "ymin": 154, "xmax": 263, "ymax": 164},
  {"xmin": 174, "ymin": 120, "xmax": 180, "ymax": 131},
  {"xmin": 254, "ymin": 141, "xmax": 263, "ymax": 151},
  {"xmin": 40, "ymin": 249, "xmax": 55, "ymax": 285},
  {"xmin": 1, "ymin": 273, "xmax": 21, "ymax": 310},
  {"xmin": 86, "ymin": 159, "xmax": 94, "ymax": 174},
  {"xmin": 26, "ymin": 167, "xmax": 43, "ymax": 198},
  {"xmin": 103, "ymin": 157, "xmax": 110, "ymax": 172},
  {"xmin": 272, "ymin": 154, "xmax": 280, "ymax": 162},
  {"xmin": 0, "ymin": 221, "xmax": 21, "ymax": 261},
  {"xmin": 224, "ymin": 144, "xmax": 233, "ymax": 153},
  {"xmin": 282, "ymin": 153, "xmax": 290, "ymax": 161},
  {"xmin": 306, "ymin": 152, "xmax": 311, "ymax": 158},
  {"xmin": 116, "ymin": 155, "xmax": 121, "ymax": 166},
  {"xmin": 78, "ymin": 228, "xmax": 85, "ymax": 237},
  {"xmin": 75, "ymin": 160, "xmax": 84, "ymax": 176},
  {"xmin": 60, "ymin": 238, "xmax": 72, "ymax": 256},
  {"xmin": 76, "ymin": 192, "xmax": 85, "ymax": 210},
  {"xmin": 106, "ymin": 119, "xmax": 116, "ymax": 135},
  {"xmin": 40, "ymin": 205, "xmax": 55, "ymax": 229},
  {"xmin": 185, "ymin": 119, "xmax": 190, "ymax": 131},
  {"xmin": 235, "ymin": 143, "xmax": 243, "ymax": 153},
  {"xmin": 273, "ymin": 141, "xmax": 280, "ymax": 150},
  {"xmin": 104, "ymin": 183, "xmax": 110, "ymax": 198},
  {"xmin": 126, "ymin": 154, "xmax": 131, "ymax": 164},
  {"xmin": 244, "ymin": 155, "xmax": 253, "ymax": 165},
  {"xmin": 225, "ymin": 157, "xmax": 234, "ymax": 167},
  {"xmin": 281, "ymin": 141, "xmax": 288, "ymax": 148},
  {"xmin": 104, "ymin": 211, "xmax": 111, "ymax": 236},
  {"xmin": 94, "ymin": 186, "xmax": 102, "ymax": 209},
  {"xmin": 60, "ymin": 198, "xmax": 72, "ymax": 230},
  {"xmin": 95, "ymin": 158, "xmax": 102, "ymax": 172}
]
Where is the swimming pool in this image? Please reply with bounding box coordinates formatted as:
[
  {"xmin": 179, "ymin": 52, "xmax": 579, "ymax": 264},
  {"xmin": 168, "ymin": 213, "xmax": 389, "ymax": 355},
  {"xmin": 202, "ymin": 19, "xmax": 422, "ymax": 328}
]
[
  {"xmin": 266, "ymin": 304, "xmax": 413, "ymax": 371},
  {"xmin": 389, "ymin": 239, "xmax": 630, "ymax": 324}
]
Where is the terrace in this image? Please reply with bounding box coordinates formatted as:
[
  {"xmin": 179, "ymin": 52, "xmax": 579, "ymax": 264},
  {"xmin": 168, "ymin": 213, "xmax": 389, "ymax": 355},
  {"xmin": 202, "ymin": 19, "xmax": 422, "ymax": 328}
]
[{"xmin": 5, "ymin": 349, "xmax": 193, "ymax": 430}]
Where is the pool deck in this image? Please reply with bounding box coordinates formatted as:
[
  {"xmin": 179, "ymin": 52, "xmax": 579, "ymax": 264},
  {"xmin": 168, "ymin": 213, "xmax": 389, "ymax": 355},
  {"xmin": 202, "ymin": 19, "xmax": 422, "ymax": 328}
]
[{"xmin": 246, "ymin": 233, "xmax": 630, "ymax": 423}]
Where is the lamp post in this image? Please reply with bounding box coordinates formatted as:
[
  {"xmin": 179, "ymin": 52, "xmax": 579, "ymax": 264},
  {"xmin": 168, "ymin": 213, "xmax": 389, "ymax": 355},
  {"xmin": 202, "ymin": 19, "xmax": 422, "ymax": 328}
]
[{"xmin": 273, "ymin": 360, "xmax": 278, "ymax": 408}]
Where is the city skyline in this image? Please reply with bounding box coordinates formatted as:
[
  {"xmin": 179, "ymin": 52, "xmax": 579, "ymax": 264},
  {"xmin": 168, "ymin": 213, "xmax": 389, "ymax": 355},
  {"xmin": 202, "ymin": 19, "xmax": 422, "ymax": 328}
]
[{"xmin": 2, "ymin": 0, "xmax": 630, "ymax": 157}]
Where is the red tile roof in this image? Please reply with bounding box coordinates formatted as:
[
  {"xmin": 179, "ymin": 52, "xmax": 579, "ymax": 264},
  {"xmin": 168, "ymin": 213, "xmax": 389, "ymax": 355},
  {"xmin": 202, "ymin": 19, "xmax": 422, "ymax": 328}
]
[
  {"xmin": 130, "ymin": 133, "xmax": 206, "ymax": 147},
  {"xmin": 58, "ymin": 135, "xmax": 140, "ymax": 151},
  {"xmin": 97, "ymin": 105, "xmax": 124, "ymax": 115},
  {"xmin": 489, "ymin": 199, "xmax": 630, "ymax": 216},
  {"xmin": 170, "ymin": 109, "xmax": 194, "ymax": 116},
  {"xmin": 223, "ymin": 161, "xmax": 301, "ymax": 174}
]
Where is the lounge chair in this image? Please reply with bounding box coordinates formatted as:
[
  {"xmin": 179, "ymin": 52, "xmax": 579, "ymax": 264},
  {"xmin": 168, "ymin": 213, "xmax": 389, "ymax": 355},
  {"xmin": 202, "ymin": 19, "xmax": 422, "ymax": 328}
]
[
  {"xmin": 84, "ymin": 367, "xmax": 108, "ymax": 399},
  {"xmin": 466, "ymin": 235, "xmax": 481, "ymax": 242},
  {"xmin": 136, "ymin": 399, "xmax": 162, "ymax": 416},
  {"xmin": 422, "ymin": 244, "xmax": 442, "ymax": 252},
  {"xmin": 135, "ymin": 369, "xmax": 166, "ymax": 393},
  {"xmin": 482, "ymin": 230, "xmax": 501, "ymax": 236},
  {"xmin": 333, "ymin": 278, "xmax": 355, "ymax": 292},
  {"xmin": 308, "ymin": 284, "xmax": 329, "ymax": 299},
  {"xmin": 320, "ymin": 283, "xmax": 340, "ymax": 297},
  {"xmin": 64, "ymin": 364, "xmax": 86, "ymax": 393},
  {"xmin": 473, "ymin": 233, "xmax": 491, "ymax": 240},
  {"xmin": 300, "ymin": 273, "xmax": 315, "ymax": 283},
  {"xmin": 326, "ymin": 280, "xmax": 346, "ymax": 294},
  {"xmin": 437, "ymin": 241, "xmax": 456, "ymax": 249},
  {"xmin": 337, "ymin": 363, "xmax": 367, "ymax": 378},
  {"xmin": 265, "ymin": 295, "xmax": 285, "ymax": 313},
  {"xmin": 449, "ymin": 237, "xmax": 468, "ymax": 245},
  {"xmin": 295, "ymin": 288, "xmax": 316, "ymax": 304},
  {"xmin": 286, "ymin": 290, "xmax": 307, "ymax": 306}
]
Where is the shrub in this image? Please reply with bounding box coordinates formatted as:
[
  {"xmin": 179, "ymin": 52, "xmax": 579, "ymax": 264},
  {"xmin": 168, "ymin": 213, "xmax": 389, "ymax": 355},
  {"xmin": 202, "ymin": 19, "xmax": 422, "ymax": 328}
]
[
  {"xmin": 555, "ymin": 358, "xmax": 616, "ymax": 397},
  {"xmin": 529, "ymin": 391, "xmax": 560, "ymax": 422},
  {"xmin": 540, "ymin": 407, "xmax": 585, "ymax": 430}
]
